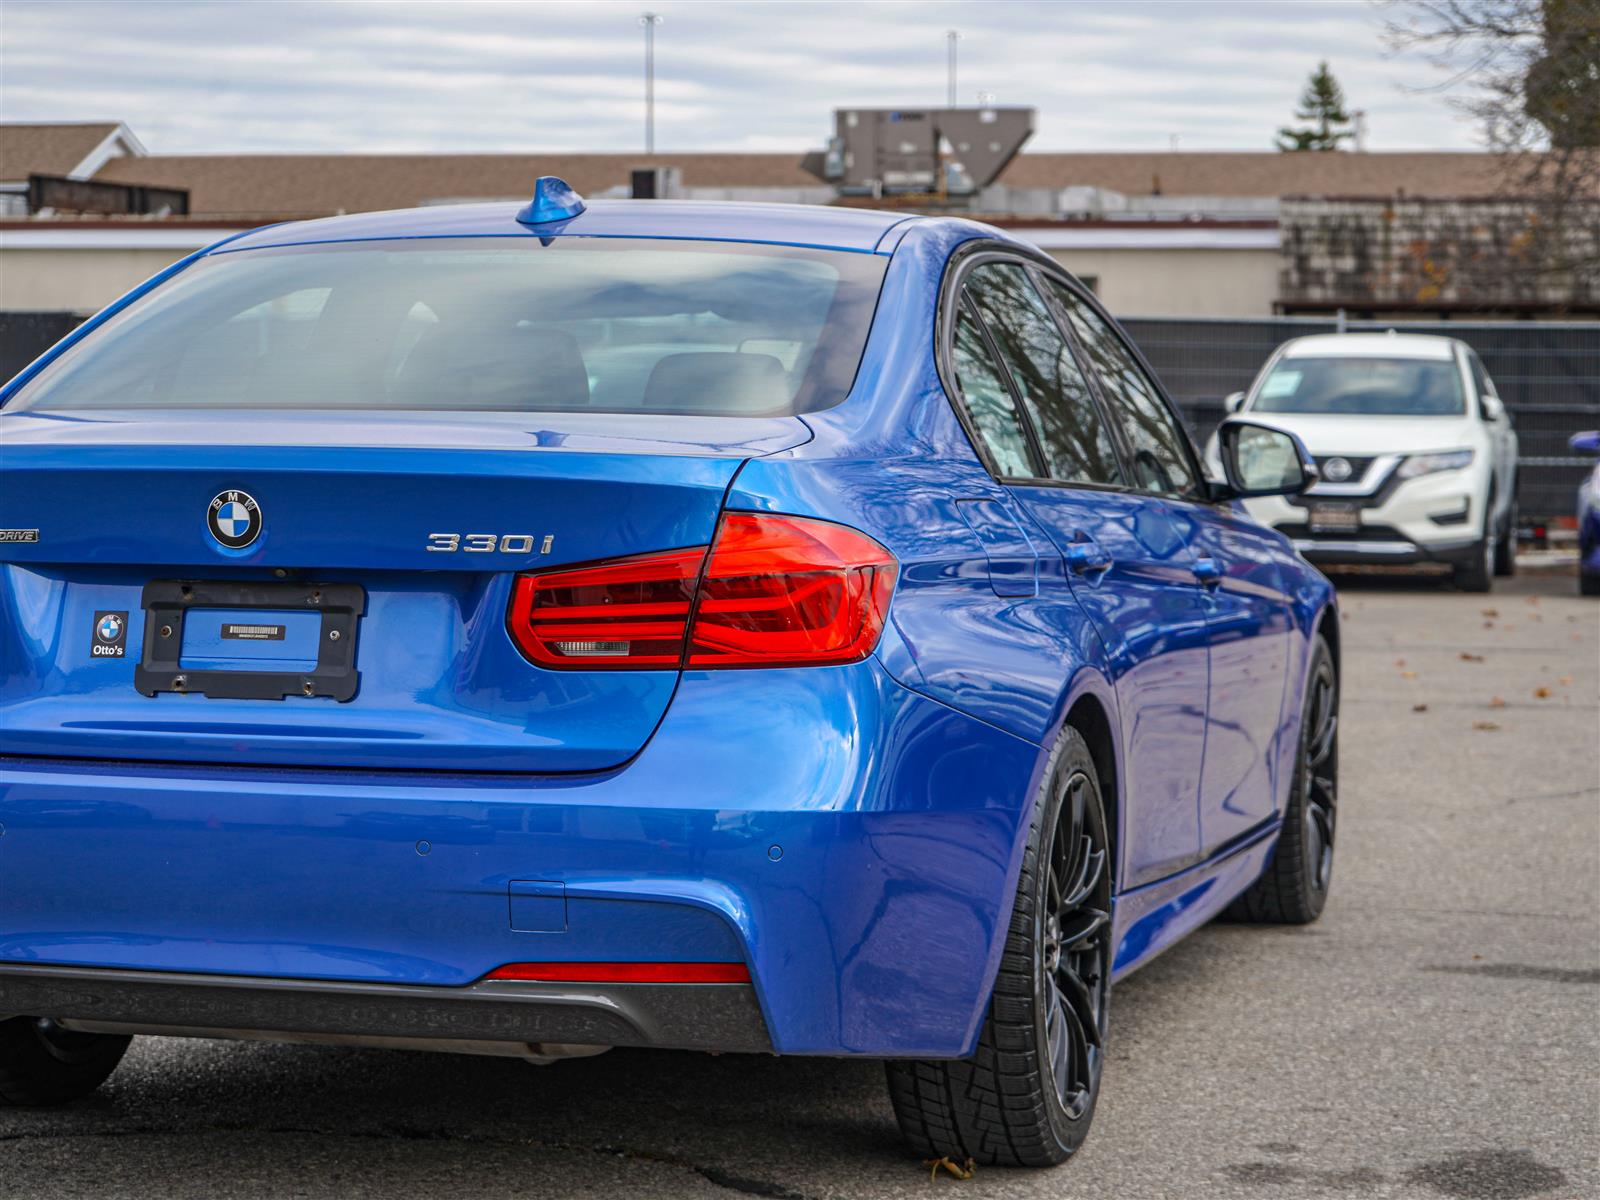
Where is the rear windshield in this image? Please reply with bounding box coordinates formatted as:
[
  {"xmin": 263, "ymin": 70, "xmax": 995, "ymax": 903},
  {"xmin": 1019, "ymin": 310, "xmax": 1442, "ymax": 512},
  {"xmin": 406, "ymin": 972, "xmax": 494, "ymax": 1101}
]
[
  {"xmin": 1252, "ymin": 355, "xmax": 1465, "ymax": 416},
  {"xmin": 7, "ymin": 238, "xmax": 888, "ymax": 417}
]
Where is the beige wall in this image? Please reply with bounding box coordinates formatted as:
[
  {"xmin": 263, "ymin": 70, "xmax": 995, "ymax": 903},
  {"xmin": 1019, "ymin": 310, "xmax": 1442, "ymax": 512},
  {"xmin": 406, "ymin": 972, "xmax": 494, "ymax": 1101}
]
[
  {"xmin": 1041, "ymin": 247, "xmax": 1280, "ymax": 317},
  {"xmin": 0, "ymin": 243, "xmax": 1281, "ymax": 320},
  {"xmin": 1, "ymin": 247, "xmax": 189, "ymax": 313}
]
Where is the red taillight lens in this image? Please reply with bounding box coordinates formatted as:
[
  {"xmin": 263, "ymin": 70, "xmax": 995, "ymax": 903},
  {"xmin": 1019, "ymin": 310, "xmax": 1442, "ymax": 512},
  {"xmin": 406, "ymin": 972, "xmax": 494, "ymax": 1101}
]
[
  {"xmin": 688, "ymin": 513, "xmax": 896, "ymax": 668},
  {"xmin": 508, "ymin": 546, "xmax": 704, "ymax": 669},
  {"xmin": 506, "ymin": 513, "xmax": 896, "ymax": 670}
]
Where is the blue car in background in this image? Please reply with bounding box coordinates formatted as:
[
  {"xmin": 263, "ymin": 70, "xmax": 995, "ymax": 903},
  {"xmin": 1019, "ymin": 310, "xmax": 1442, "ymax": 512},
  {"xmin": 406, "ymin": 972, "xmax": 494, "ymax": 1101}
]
[
  {"xmin": 0, "ymin": 181, "xmax": 1338, "ymax": 1167},
  {"xmin": 1573, "ymin": 431, "xmax": 1600, "ymax": 595}
]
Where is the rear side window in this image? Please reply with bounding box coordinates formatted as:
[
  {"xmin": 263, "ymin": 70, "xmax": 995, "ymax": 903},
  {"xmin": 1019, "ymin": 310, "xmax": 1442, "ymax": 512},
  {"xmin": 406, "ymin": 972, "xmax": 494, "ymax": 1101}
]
[
  {"xmin": 962, "ymin": 263, "xmax": 1123, "ymax": 486},
  {"xmin": 8, "ymin": 238, "xmax": 888, "ymax": 417},
  {"xmin": 1046, "ymin": 281, "xmax": 1201, "ymax": 499},
  {"xmin": 951, "ymin": 306, "xmax": 1036, "ymax": 478}
]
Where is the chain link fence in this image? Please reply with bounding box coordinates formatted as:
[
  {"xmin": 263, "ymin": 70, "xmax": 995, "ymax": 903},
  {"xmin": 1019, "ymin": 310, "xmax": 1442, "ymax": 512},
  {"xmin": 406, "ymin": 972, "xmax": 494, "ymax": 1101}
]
[{"xmin": 1121, "ymin": 316, "xmax": 1600, "ymax": 525}]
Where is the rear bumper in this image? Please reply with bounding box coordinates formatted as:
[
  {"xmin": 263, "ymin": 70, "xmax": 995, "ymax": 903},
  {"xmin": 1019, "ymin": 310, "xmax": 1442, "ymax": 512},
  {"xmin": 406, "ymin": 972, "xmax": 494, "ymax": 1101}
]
[
  {"xmin": 0, "ymin": 660, "xmax": 1044, "ymax": 1058},
  {"xmin": 0, "ymin": 963, "xmax": 770, "ymax": 1053}
]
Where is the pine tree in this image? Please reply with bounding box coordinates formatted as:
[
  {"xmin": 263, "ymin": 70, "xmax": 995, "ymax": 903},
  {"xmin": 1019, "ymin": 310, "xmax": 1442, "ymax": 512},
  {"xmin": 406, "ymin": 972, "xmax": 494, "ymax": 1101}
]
[{"xmin": 1276, "ymin": 62, "xmax": 1354, "ymax": 151}]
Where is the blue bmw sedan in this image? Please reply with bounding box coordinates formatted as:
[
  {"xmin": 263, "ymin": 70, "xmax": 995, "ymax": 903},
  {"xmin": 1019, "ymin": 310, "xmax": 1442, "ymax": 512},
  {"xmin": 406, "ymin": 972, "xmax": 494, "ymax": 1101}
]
[{"xmin": 0, "ymin": 180, "xmax": 1338, "ymax": 1167}]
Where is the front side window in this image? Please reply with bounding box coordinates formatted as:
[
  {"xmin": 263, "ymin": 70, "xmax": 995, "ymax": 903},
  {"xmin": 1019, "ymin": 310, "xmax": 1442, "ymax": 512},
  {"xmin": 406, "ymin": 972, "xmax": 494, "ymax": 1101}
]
[
  {"xmin": 1252, "ymin": 356, "xmax": 1466, "ymax": 417},
  {"xmin": 8, "ymin": 238, "xmax": 888, "ymax": 417},
  {"xmin": 962, "ymin": 263, "xmax": 1124, "ymax": 487},
  {"xmin": 950, "ymin": 305, "xmax": 1037, "ymax": 478},
  {"xmin": 1046, "ymin": 281, "xmax": 1200, "ymax": 498}
]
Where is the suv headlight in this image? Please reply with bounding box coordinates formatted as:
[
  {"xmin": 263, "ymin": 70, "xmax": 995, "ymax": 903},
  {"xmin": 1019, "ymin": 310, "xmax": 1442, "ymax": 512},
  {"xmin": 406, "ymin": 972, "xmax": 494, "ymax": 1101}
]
[{"xmin": 1396, "ymin": 449, "xmax": 1474, "ymax": 480}]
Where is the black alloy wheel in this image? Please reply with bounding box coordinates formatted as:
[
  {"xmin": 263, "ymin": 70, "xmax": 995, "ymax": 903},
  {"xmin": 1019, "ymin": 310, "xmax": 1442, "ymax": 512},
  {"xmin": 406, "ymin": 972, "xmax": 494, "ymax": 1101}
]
[
  {"xmin": 886, "ymin": 727, "xmax": 1113, "ymax": 1167},
  {"xmin": 1228, "ymin": 632, "xmax": 1339, "ymax": 924}
]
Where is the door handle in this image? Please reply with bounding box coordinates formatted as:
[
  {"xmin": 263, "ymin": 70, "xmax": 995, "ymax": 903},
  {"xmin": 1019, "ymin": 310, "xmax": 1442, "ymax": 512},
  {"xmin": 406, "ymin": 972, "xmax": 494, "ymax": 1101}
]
[
  {"xmin": 1063, "ymin": 538, "xmax": 1113, "ymax": 576},
  {"xmin": 1193, "ymin": 556, "xmax": 1224, "ymax": 587}
]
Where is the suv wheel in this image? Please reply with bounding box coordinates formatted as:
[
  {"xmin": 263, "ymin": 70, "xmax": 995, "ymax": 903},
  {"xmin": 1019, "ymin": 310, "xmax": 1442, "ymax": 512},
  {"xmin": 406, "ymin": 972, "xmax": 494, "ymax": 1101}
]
[
  {"xmin": 1453, "ymin": 522, "xmax": 1495, "ymax": 593},
  {"xmin": 1493, "ymin": 497, "xmax": 1517, "ymax": 577},
  {"xmin": 886, "ymin": 726, "xmax": 1113, "ymax": 1167}
]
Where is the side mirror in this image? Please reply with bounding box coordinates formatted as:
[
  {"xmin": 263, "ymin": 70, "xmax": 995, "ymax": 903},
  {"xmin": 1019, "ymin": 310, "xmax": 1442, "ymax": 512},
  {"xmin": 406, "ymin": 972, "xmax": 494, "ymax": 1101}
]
[
  {"xmin": 1223, "ymin": 391, "xmax": 1247, "ymax": 414},
  {"xmin": 1215, "ymin": 418, "xmax": 1317, "ymax": 499},
  {"xmin": 1481, "ymin": 394, "xmax": 1505, "ymax": 422},
  {"xmin": 1571, "ymin": 430, "xmax": 1600, "ymax": 454}
]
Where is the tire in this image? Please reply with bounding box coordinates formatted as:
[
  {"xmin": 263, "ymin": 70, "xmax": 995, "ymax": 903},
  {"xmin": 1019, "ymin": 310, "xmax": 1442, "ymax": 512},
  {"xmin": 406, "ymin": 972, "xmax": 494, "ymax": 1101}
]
[
  {"xmin": 1493, "ymin": 496, "xmax": 1517, "ymax": 577},
  {"xmin": 1452, "ymin": 525, "xmax": 1495, "ymax": 594},
  {"xmin": 885, "ymin": 726, "xmax": 1113, "ymax": 1168},
  {"xmin": 1581, "ymin": 572, "xmax": 1600, "ymax": 597},
  {"xmin": 1227, "ymin": 632, "xmax": 1338, "ymax": 925},
  {"xmin": 0, "ymin": 1017, "xmax": 131, "ymax": 1106}
]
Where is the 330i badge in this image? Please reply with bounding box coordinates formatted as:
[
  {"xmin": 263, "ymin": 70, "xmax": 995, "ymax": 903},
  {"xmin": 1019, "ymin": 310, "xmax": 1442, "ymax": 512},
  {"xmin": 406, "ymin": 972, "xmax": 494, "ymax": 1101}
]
[{"xmin": 0, "ymin": 178, "xmax": 1339, "ymax": 1168}]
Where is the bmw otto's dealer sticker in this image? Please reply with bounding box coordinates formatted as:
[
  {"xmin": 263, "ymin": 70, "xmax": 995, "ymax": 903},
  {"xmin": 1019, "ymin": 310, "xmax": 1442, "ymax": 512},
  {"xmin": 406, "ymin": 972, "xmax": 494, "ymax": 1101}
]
[{"xmin": 92, "ymin": 610, "xmax": 128, "ymax": 658}]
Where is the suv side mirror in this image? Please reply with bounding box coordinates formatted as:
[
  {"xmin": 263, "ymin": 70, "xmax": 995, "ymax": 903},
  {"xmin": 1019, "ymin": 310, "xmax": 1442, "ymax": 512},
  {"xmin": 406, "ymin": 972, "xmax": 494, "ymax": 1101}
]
[
  {"xmin": 1571, "ymin": 430, "xmax": 1600, "ymax": 454},
  {"xmin": 1481, "ymin": 393, "xmax": 1505, "ymax": 422},
  {"xmin": 1215, "ymin": 418, "xmax": 1318, "ymax": 499},
  {"xmin": 1223, "ymin": 391, "xmax": 1247, "ymax": 414}
]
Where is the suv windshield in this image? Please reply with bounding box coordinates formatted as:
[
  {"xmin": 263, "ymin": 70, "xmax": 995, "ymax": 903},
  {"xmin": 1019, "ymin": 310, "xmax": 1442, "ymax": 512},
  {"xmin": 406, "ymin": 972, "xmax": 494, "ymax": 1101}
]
[
  {"xmin": 1252, "ymin": 355, "xmax": 1465, "ymax": 416},
  {"xmin": 7, "ymin": 238, "xmax": 888, "ymax": 417}
]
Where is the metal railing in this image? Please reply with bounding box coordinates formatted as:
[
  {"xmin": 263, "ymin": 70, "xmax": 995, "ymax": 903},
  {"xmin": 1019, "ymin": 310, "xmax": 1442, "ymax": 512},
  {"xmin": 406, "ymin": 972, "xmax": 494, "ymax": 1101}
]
[{"xmin": 1121, "ymin": 316, "xmax": 1600, "ymax": 524}]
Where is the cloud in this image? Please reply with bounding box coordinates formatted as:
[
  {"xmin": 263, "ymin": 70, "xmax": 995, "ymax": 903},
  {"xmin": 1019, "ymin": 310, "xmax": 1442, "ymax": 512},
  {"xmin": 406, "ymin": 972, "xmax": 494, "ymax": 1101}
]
[{"xmin": 0, "ymin": 0, "xmax": 1482, "ymax": 154}]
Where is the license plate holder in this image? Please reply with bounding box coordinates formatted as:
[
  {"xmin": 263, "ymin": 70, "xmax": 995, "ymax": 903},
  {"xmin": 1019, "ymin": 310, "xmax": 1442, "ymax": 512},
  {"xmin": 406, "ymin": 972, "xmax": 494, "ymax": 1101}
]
[
  {"xmin": 1307, "ymin": 501, "xmax": 1361, "ymax": 534},
  {"xmin": 136, "ymin": 580, "xmax": 365, "ymax": 701}
]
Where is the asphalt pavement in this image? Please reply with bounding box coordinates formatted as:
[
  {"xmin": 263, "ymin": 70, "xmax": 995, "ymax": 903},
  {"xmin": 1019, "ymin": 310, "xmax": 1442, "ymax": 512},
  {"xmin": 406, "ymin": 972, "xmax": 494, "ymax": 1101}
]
[{"xmin": 2, "ymin": 569, "xmax": 1596, "ymax": 1200}]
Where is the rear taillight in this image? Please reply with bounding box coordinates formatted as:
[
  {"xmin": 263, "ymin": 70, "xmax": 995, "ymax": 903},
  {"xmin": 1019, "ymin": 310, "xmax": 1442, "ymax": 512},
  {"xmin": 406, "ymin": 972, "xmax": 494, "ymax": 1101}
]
[{"xmin": 507, "ymin": 513, "xmax": 896, "ymax": 670}]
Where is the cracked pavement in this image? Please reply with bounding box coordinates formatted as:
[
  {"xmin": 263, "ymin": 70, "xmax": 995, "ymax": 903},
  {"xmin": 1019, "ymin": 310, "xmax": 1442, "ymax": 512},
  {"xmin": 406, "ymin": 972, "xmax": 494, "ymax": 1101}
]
[{"xmin": 2, "ymin": 571, "xmax": 1596, "ymax": 1199}]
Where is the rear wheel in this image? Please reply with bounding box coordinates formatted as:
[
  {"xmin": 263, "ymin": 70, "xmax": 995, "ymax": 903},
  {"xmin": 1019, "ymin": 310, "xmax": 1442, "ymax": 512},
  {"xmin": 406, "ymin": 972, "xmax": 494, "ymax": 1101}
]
[
  {"xmin": 1228, "ymin": 633, "xmax": 1338, "ymax": 925},
  {"xmin": 0, "ymin": 1017, "xmax": 131, "ymax": 1106},
  {"xmin": 886, "ymin": 727, "xmax": 1112, "ymax": 1167}
]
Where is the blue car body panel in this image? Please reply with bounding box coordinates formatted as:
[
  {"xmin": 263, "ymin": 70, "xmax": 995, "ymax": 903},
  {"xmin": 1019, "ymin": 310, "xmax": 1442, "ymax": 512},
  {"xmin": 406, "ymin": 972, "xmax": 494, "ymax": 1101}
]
[{"xmin": 0, "ymin": 200, "xmax": 1336, "ymax": 1057}]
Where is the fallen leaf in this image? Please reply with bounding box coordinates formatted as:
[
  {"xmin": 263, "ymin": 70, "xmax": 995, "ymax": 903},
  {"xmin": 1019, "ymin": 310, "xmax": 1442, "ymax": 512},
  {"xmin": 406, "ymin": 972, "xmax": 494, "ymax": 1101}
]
[
  {"xmin": 1401, "ymin": 670, "xmax": 1418, "ymax": 680},
  {"xmin": 1483, "ymin": 621, "xmax": 1496, "ymax": 629},
  {"xmin": 1526, "ymin": 595, "xmax": 1540, "ymax": 606},
  {"xmin": 1394, "ymin": 658, "xmax": 1407, "ymax": 668},
  {"xmin": 1473, "ymin": 721, "xmax": 1501, "ymax": 731},
  {"xmin": 1559, "ymin": 676, "xmax": 1573, "ymax": 686},
  {"xmin": 1458, "ymin": 652, "xmax": 1484, "ymax": 663},
  {"xmin": 1489, "ymin": 696, "xmax": 1507, "ymax": 708},
  {"xmin": 1481, "ymin": 608, "xmax": 1500, "ymax": 617},
  {"xmin": 1412, "ymin": 703, "xmax": 1429, "ymax": 712},
  {"xmin": 925, "ymin": 1157, "xmax": 977, "ymax": 1182},
  {"xmin": 1534, "ymin": 686, "xmax": 1551, "ymax": 699}
]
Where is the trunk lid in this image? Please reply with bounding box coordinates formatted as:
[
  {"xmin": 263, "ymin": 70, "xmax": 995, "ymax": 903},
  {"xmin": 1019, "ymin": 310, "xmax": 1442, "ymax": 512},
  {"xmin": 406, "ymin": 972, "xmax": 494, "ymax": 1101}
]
[{"xmin": 1, "ymin": 408, "xmax": 806, "ymax": 771}]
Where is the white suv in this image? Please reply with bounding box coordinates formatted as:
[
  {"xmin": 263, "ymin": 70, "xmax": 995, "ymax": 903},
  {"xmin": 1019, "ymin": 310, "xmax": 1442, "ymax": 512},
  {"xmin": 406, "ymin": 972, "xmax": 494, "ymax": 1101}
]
[{"xmin": 1211, "ymin": 333, "xmax": 1518, "ymax": 592}]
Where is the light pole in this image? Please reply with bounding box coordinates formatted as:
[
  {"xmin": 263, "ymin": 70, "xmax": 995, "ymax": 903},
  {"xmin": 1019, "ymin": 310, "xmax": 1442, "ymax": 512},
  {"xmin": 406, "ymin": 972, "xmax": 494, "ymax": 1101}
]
[
  {"xmin": 946, "ymin": 30, "xmax": 959, "ymax": 107},
  {"xmin": 641, "ymin": 12, "xmax": 663, "ymax": 155}
]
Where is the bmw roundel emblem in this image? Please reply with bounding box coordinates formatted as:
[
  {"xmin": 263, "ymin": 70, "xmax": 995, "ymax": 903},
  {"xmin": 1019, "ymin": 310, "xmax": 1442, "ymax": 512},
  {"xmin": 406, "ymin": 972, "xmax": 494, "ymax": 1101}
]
[
  {"xmin": 208, "ymin": 489, "xmax": 263, "ymax": 549},
  {"xmin": 96, "ymin": 612, "xmax": 124, "ymax": 642},
  {"xmin": 1321, "ymin": 456, "xmax": 1353, "ymax": 483}
]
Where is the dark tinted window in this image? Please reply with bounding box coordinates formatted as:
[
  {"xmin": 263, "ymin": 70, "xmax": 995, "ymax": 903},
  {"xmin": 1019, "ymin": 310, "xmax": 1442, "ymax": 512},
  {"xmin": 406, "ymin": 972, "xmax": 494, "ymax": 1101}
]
[
  {"xmin": 963, "ymin": 263, "xmax": 1123, "ymax": 486},
  {"xmin": 1253, "ymin": 356, "xmax": 1465, "ymax": 416},
  {"xmin": 1047, "ymin": 281, "xmax": 1200, "ymax": 498},
  {"xmin": 10, "ymin": 239, "xmax": 887, "ymax": 417},
  {"xmin": 951, "ymin": 305, "xmax": 1036, "ymax": 478}
]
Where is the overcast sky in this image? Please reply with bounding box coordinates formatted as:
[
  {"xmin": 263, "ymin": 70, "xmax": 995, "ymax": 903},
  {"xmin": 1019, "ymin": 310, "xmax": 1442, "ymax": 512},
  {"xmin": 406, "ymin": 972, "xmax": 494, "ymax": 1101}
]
[{"xmin": 0, "ymin": 1, "xmax": 1481, "ymax": 155}]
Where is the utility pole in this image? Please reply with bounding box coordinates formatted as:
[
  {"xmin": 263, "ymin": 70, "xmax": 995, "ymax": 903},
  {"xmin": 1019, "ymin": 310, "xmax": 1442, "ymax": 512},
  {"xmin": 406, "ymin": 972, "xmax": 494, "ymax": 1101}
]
[
  {"xmin": 946, "ymin": 30, "xmax": 959, "ymax": 107},
  {"xmin": 641, "ymin": 12, "xmax": 662, "ymax": 154}
]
